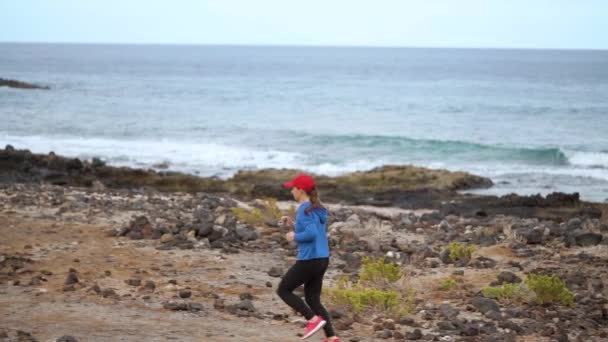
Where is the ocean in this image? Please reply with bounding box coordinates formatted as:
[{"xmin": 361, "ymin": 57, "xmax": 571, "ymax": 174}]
[{"xmin": 1, "ymin": 43, "xmax": 608, "ymax": 202}]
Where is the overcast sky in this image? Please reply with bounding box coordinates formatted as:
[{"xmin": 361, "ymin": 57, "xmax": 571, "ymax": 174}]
[{"xmin": 1, "ymin": 0, "xmax": 606, "ymax": 49}]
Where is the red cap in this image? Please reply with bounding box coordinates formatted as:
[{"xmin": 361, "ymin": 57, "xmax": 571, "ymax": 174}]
[{"xmin": 283, "ymin": 173, "xmax": 316, "ymax": 192}]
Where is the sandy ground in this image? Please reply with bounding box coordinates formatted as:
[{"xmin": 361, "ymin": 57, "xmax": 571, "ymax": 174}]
[{"xmin": 0, "ymin": 209, "xmax": 317, "ymax": 342}]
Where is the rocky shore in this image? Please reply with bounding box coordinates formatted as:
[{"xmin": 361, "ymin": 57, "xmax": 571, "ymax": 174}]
[
  {"xmin": 1, "ymin": 146, "xmax": 607, "ymax": 341},
  {"xmin": 0, "ymin": 78, "xmax": 50, "ymax": 90}
]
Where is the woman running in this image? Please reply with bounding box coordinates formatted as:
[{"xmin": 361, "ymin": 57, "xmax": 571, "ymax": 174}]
[{"xmin": 277, "ymin": 173, "xmax": 339, "ymax": 341}]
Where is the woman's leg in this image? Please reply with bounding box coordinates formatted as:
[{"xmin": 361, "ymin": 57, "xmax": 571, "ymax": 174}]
[
  {"xmin": 304, "ymin": 258, "xmax": 336, "ymax": 338},
  {"xmin": 277, "ymin": 261, "xmax": 315, "ymax": 320}
]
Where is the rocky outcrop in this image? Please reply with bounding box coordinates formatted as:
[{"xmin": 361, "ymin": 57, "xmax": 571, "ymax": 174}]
[
  {"xmin": 0, "ymin": 78, "xmax": 49, "ymax": 90},
  {"xmin": 0, "ymin": 145, "xmax": 490, "ymax": 198}
]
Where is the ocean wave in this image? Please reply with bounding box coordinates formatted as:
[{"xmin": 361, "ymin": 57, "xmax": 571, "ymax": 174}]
[
  {"xmin": 297, "ymin": 132, "xmax": 570, "ymax": 165},
  {"xmin": 3, "ymin": 133, "xmax": 608, "ymax": 182}
]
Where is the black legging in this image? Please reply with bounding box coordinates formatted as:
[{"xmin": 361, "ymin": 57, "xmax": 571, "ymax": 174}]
[{"xmin": 277, "ymin": 258, "xmax": 335, "ymax": 337}]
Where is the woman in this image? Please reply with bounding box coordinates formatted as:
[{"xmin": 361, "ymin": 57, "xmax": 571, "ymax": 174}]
[{"xmin": 277, "ymin": 173, "xmax": 340, "ymax": 342}]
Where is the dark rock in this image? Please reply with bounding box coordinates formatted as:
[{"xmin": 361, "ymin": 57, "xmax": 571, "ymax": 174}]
[
  {"xmin": 126, "ymin": 231, "xmax": 143, "ymax": 240},
  {"xmin": 496, "ymin": 271, "xmax": 522, "ymax": 284},
  {"xmin": 518, "ymin": 227, "xmax": 544, "ymax": 244},
  {"xmin": 188, "ymin": 303, "xmax": 204, "ymax": 311},
  {"xmin": 163, "ymin": 302, "xmax": 203, "ymax": 312},
  {"xmin": 477, "ymin": 234, "xmax": 499, "ymax": 247},
  {"xmin": 437, "ymin": 320, "xmax": 457, "ymax": 330},
  {"xmin": 419, "ymin": 211, "xmax": 443, "ymax": 224},
  {"xmin": 484, "ymin": 310, "xmax": 503, "ymax": 321},
  {"xmin": 566, "ymin": 218, "xmax": 582, "ymax": 232},
  {"xmin": 266, "ymin": 281, "xmax": 272, "ymax": 287},
  {"xmin": 461, "ymin": 323, "xmax": 480, "ymax": 336},
  {"xmin": 470, "ymin": 256, "xmax": 497, "ymax": 269},
  {"xmin": 398, "ymin": 316, "xmax": 416, "ymax": 326},
  {"xmin": 333, "ymin": 316, "xmax": 355, "ymax": 330},
  {"xmin": 236, "ymin": 299, "xmax": 256, "ymax": 312},
  {"xmin": 439, "ymin": 249, "xmax": 452, "ymax": 264},
  {"xmin": 235, "ymin": 224, "xmax": 258, "ymax": 241},
  {"xmin": 88, "ymin": 284, "xmax": 101, "ymax": 294},
  {"xmin": 239, "ymin": 293, "xmax": 254, "ymax": 300},
  {"xmin": 375, "ymin": 329, "xmax": 392, "ymax": 339},
  {"xmin": 63, "ymin": 284, "xmax": 75, "ymax": 292},
  {"xmin": 28, "ymin": 275, "xmax": 44, "ymax": 286},
  {"xmin": 439, "ymin": 303, "xmax": 459, "ymax": 319},
  {"xmin": 179, "ymin": 290, "xmax": 192, "ymax": 298},
  {"xmin": 101, "ymin": 288, "xmax": 118, "ymax": 298},
  {"xmin": 208, "ymin": 225, "xmax": 229, "ymax": 242},
  {"xmin": 0, "ymin": 78, "xmax": 50, "ymax": 90},
  {"xmin": 342, "ymin": 252, "xmax": 362, "ymax": 272},
  {"xmin": 193, "ymin": 207, "xmax": 212, "ymax": 222},
  {"xmin": 329, "ymin": 308, "xmax": 347, "ymax": 320},
  {"xmin": 125, "ymin": 279, "xmax": 141, "ymax": 286},
  {"xmin": 471, "ymin": 297, "xmax": 500, "ymax": 314},
  {"xmin": 574, "ymin": 232, "xmax": 603, "ymax": 246},
  {"xmin": 64, "ymin": 272, "xmax": 79, "ymax": 285},
  {"xmin": 143, "ymin": 280, "xmax": 156, "ymax": 291},
  {"xmin": 498, "ymin": 320, "xmax": 523, "ymax": 334},
  {"xmin": 196, "ymin": 222, "xmax": 213, "ymax": 238},
  {"xmin": 382, "ymin": 320, "xmax": 396, "ymax": 330},
  {"xmin": 392, "ymin": 331, "xmax": 404, "ymax": 339},
  {"xmin": 56, "ymin": 336, "xmax": 78, "ymax": 342},
  {"xmin": 272, "ymin": 313, "xmax": 287, "ymax": 321},
  {"xmin": 163, "ymin": 302, "xmax": 188, "ymax": 311},
  {"xmin": 213, "ymin": 298, "xmax": 225, "ymax": 310},
  {"xmin": 210, "ymin": 240, "xmax": 226, "ymax": 249},
  {"xmin": 405, "ymin": 328, "xmax": 422, "ymax": 340},
  {"xmin": 268, "ymin": 267, "xmax": 283, "ymax": 278}
]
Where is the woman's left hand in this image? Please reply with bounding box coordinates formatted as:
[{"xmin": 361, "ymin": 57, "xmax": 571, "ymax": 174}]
[{"xmin": 285, "ymin": 231, "xmax": 295, "ymax": 241}]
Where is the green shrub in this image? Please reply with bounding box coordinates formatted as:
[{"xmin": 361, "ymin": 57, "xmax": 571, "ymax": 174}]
[
  {"xmin": 438, "ymin": 277, "xmax": 458, "ymax": 291},
  {"xmin": 525, "ymin": 274, "xmax": 575, "ymax": 307},
  {"xmin": 447, "ymin": 242, "xmax": 477, "ymax": 262},
  {"xmin": 232, "ymin": 207, "xmax": 265, "ymax": 226},
  {"xmin": 329, "ymin": 286, "xmax": 411, "ymax": 317},
  {"xmin": 261, "ymin": 197, "xmax": 282, "ymax": 221},
  {"xmin": 325, "ymin": 258, "xmax": 413, "ymax": 319},
  {"xmin": 482, "ymin": 275, "xmax": 575, "ymax": 307},
  {"xmin": 481, "ymin": 283, "xmax": 528, "ymax": 302},
  {"xmin": 359, "ymin": 256, "xmax": 402, "ymax": 286},
  {"xmin": 231, "ymin": 197, "xmax": 285, "ymax": 227}
]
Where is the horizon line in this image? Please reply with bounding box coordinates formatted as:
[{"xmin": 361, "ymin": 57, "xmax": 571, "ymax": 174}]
[{"xmin": 1, "ymin": 40, "xmax": 607, "ymax": 52}]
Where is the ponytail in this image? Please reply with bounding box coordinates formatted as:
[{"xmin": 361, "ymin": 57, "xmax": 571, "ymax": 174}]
[{"xmin": 304, "ymin": 187, "xmax": 325, "ymax": 215}]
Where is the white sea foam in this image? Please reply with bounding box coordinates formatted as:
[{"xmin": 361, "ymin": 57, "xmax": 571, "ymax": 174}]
[
  {"xmin": 565, "ymin": 150, "xmax": 608, "ymax": 169},
  {"xmin": 1, "ymin": 135, "xmax": 304, "ymax": 177}
]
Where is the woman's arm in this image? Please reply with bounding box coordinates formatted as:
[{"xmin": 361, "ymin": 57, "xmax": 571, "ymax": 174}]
[{"xmin": 294, "ymin": 214, "xmax": 316, "ymax": 242}]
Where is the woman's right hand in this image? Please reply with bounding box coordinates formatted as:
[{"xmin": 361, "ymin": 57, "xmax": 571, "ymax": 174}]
[{"xmin": 278, "ymin": 216, "xmax": 294, "ymax": 227}]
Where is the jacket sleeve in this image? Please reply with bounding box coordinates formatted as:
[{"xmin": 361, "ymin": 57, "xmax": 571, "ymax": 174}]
[{"xmin": 294, "ymin": 212, "xmax": 317, "ymax": 243}]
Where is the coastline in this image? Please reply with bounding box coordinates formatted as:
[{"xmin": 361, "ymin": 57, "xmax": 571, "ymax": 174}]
[{"xmin": 1, "ymin": 146, "xmax": 607, "ymax": 341}]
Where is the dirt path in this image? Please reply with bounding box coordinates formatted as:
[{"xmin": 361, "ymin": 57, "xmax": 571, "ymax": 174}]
[{"xmin": 0, "ymin": 211, "xmax": 348, "ymax": 341}]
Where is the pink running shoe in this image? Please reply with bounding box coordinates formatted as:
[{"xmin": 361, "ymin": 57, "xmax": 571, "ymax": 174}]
[{"xmin": 301, "ymin": 316, "xmax": 326, "ymax": 339}]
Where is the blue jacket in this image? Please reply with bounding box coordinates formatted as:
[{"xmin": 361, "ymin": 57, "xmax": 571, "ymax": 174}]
[{"xmin": 293, "ymin": 201, "xmax": 330, "ymax": 260}]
